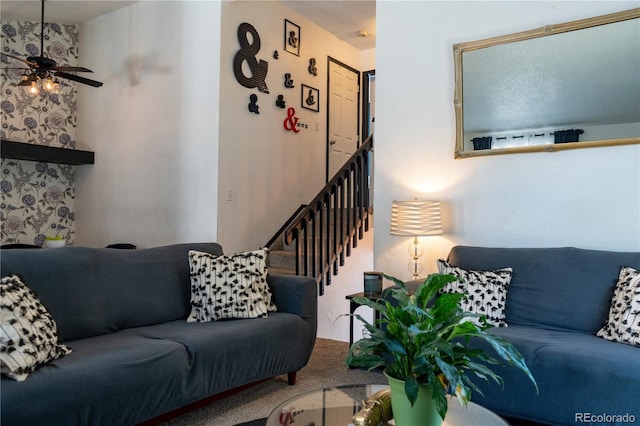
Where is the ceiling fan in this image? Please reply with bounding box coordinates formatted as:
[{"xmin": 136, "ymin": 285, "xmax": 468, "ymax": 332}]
[{"xmin": 1, "ymin": 0, "xmax": 103, "ymax": 93}]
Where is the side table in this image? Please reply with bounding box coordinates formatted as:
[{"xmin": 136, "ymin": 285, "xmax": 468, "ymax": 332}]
[{"xmin": 345, "ymin": 291, "xmax": 384, "ymax": 347}]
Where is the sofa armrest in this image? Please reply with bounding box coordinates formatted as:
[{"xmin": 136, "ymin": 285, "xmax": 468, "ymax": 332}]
[{"xmin": 268, "ymin": 274, "xmax": 317, "ymax": 319}]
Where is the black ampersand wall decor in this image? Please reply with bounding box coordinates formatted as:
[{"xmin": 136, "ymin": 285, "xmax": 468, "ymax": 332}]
[
  {"xmin": 301, "ymin": 84, "xmax": 319, "ymax": 112},
  {"xmin": 288, "ymin": 31, "xmax": 298, "ymax": 49},
  {"xmin": 308, "ymin": 58, "xmax": 318, "ymax": 76},
  {"xmin": 284, "ymin": 73, "xmax": 295, "ymax": 89},
  {"xmin": 305, "ymin": 89, "xmax": 315, "ymax": 106},
  {"xmin": 248, "ymin": 94, "xmax": 260, "ymax": 114},
  {"xmin": 233, "ymin": 22, "xmax": 269, "ymax": 94},
  {"xmin": 284, "ymin": 20, "xmax": 300, "ymax": 56}
]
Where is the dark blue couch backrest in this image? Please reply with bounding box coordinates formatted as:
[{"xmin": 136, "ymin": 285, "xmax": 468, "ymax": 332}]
[
  {"xmin": 1, "ymin": 242, "xmax": 223, "ymax": 342},
  {"xmin": 446, "ymin": 246, "xmax": 640, "ymax": 334}
]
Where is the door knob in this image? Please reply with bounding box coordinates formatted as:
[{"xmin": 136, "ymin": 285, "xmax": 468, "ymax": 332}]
[{"xmin": 329, "ymin": 140, "xmax": 336, "ymax": 145}]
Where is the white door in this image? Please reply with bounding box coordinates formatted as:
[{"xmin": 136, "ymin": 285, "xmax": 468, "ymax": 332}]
[{"xmin": 328, "ymin": 59, "xmax": 360, "ymax": 181}]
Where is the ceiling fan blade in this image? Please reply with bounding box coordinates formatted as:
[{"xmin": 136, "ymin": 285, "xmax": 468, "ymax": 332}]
[
  {"xmin": 55, "ymin": 66, "xmax": 94, "ymax": 73},
  {"xmin": 54, "ymin": 71, "xmax": 103, "ymax": 87},
  {"xmin": 1, "ymin": 53, "xmax": 36, "ymax": 67}
]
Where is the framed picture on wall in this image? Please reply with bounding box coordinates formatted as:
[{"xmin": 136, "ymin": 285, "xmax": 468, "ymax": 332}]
[
  {"xmin": 284, "ymin": 19, "xmax": 300, "ymax": 56},
  {"xmin": 301, "ymin": 84, "xmax": 319, "ymax": 112}
]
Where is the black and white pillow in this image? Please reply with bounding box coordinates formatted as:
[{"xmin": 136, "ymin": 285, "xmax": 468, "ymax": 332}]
[
  {"xmin": 187, "ymin": 249, "xmax": 277, "ymax": 322},
  {"xmin": 0, "ymin": 275, "xmax": 71, "ymax": 381},
  {"xmin": 597, "ymin": 266, "xmax": 640, "ymax": 347},
  {"xmin": 437, "ymin": 260, "xmax": 512, "ymax": 327}
]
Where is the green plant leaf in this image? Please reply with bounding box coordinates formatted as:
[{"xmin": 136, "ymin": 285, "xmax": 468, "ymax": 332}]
[
  {"xmin": 463, "ymin": 359, "xmax": 504, "ymax": 386},
  {"xmin": 351, "ymin": 296, "xmax": 388, "ymax": 318},
  {"xmin": 482, "ymin": 333, "xmax": 539, "ymax": 392},
  {"xmin": 432, "ymin": 292, "xmax": 465, "ymax": 319},
  {"xmin": 404, "ymin": 375, "xmax": 419, "ymax": 406},
  {"xmin": 346, "ymin": 352, "xmax": 387, "ymax": 370},
  {"xmin": 430, "ymin": 380, "xmax": 448, "ymax": 420},
  {"xmin": 384, "ymin": 273, "xmax": 408, "ymax": 291},
  {"xmin": 415, "ymin": 273, "xmax": 458, "ymax": 309}
]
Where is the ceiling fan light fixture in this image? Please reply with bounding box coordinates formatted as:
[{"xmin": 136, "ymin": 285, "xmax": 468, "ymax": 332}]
[
  {"xmin": 28, "ymin": 81, "xmax": 39, "ymax": 96},
  {"xmin": 43, "ymin": 76, "xmax": 55, "ymax": 92},
  {"xmin": 1, "ymin": 0, "xmax": 103, "ymax": 90},
  {"xmin": 41, "ymin": 75, "xmax": 60, "ymax": 93}
]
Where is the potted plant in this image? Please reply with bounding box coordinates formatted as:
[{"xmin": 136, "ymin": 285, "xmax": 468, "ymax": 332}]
[
  {"xmin": 43, "ymin": 235, "xmax": 65, "ymax": 248},
  {"xmin": 347, "ymin": 273, "xmax": 537, "ymax": 426}
]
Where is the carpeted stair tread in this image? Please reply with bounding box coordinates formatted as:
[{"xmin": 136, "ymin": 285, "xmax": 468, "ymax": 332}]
[
  {"xmin": 267, "ymin": 267, "xmax": 296, "ymax": 275},
  {"xmin": 266, "ymin": 208, "xmax": 370, "ymax": 278},
  {"xmin": 267, "ymin": 250, "xmax": 296, "ymax": 270}
]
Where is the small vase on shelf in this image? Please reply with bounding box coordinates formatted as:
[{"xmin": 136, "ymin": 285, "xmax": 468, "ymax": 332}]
[{"xmin": 43, "ymin": 237, "xmax": 65, "ymax": 248}]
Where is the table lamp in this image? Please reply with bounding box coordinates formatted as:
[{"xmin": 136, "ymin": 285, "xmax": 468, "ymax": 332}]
[{"xmin": 390, "ymin": 200, "xmax": 443, "ymax": 279}]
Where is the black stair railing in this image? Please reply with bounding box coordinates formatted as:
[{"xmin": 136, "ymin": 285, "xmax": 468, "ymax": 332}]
[{"xmin": 284, "ymin": 135, "xmax": 373, "ymax": 295}]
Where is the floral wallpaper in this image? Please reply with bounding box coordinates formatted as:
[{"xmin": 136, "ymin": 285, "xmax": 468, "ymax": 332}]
[{"xmin": 1, "ymin": 19, "xmax": 79, "ymax": 246}]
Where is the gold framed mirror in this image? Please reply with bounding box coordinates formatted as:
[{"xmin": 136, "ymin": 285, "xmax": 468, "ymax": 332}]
[{"xmin": 454, "ymin": 8, "xmax": 640, "ymax": 158}]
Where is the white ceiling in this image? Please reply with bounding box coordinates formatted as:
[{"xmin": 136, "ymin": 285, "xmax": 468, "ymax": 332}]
[
  {"xmin": 282, "ymin": 0, "xmax": 376, "ymax": 50},
  {"xmin": 0, "ymin": 1, "xmax": 139, "ymax": 24},
  {"xmin": 0, "ymin": 0, "xmax": 376, "ymax": 50}
]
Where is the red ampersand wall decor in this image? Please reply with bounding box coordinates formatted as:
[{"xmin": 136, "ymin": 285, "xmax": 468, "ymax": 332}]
[{"xmin": 283, "ymin": 107, "xmax": 300, "ymax": 133}]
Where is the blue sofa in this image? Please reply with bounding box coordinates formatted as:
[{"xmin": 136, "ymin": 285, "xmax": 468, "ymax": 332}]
[
  {"xmin": 0, "ymin": 243, "xmax": 317, "ymax": 425},
  {"xmin": 443, "ymin": 246, "xmax": 640, "ymax": 425}
]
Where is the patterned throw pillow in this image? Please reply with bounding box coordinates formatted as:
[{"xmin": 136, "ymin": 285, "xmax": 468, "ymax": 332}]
[
  {"xmin": 597, "ymin": 266, "xmax": 640, "ymax": 347},
  {"xmin": 437, "ymin": 260, "xmax": 512, "ymax": 327},
  {"xmin": 187, "ymin": 249, "xmax": 277, "ymax": 322},
  {"xmin": 0, "ymin": 275, "xmax": 71, "ymax": 381}
]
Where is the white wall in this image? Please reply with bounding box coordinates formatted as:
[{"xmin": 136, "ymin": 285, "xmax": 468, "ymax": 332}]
[
  {"xmin": 217, "ymin": 1, "xmax": 365, "ymax": 253},
  {"xmin": 76, "ymin": 0, "xmax": 363, "ymax": 251},
  {"xmin": 75, "ymin": 1, "xmax": 221, "ymax": 248},
  {"xmin": 361, "ymin": 47, "xmax": 376, "ymax": 71},
  {"xmin": 374, "ymin": 1, "xmax": 640, "ymax": 279},
  {"xmin": 316, "ymin": 226, "xmax": 374, "ymax": 342}
]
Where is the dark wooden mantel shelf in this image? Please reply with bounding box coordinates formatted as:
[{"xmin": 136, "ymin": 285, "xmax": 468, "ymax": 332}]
[{"xmin": 1, "ymin": 140, "xmax": 95, "ymax": 165}]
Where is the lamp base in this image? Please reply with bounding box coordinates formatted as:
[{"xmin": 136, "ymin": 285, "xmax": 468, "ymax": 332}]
[{"xmin": 408, "ymin": 237, "xmax": 424, "ymax": 280}]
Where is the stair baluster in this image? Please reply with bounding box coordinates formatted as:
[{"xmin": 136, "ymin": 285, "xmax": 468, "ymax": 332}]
[{"xmin": 271, "ymin": 135, "xmax": 372, "ymax": 295}]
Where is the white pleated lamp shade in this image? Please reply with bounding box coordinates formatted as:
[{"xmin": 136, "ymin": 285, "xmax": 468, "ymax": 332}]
[{"xmin": 390, "ymin": 200, "xmax": 443, "ymax": 236}]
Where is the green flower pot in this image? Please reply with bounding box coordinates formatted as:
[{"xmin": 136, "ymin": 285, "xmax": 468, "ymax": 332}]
[{"xmin": 385, "ymin": 371, "xmax": 443, "ymax": 426}]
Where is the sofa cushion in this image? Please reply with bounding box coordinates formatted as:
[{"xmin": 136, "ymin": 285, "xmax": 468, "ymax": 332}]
[
  {"xmin": 0, "ymin": 329, "xmax": 192, "ymax": 425},
  {"xmin": 187, "ymin": 249, "xmax": 277, "ymax": 322},
  {"xmin": 467, "ymin": 325, "xmax": 640, "ymax": 424},
  {"xmin": 437, "ymin": 259, "xmax": 511, "ymax": 327},
  {"xmin": 446, "ymin": 246, "xmax": 640, "ymax": 333},
  {"xmin": 0, "ymin": 243, "xmax": 224, "ymax": 341},
  {"xmin": 0, "ymin": 275, "xmax": 71, "ymax": 381},
  {"xmin": 131, "ymin": 314, "xmax": 313, "ymax": 395},
  {"xmin": 597, "ymin": 266, "xmax": 640, "ymax": 347}
]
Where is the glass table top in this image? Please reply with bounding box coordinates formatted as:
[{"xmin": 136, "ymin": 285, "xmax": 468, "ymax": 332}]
[{"xmin": 266, "ymin": 384, "xmax": 509, "ymax": 426}]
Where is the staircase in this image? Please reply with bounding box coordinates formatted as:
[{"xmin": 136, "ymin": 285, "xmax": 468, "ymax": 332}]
[
  {"xmin": 266, "ymin": 135, "xmax": 373, "ymax": 295},
  {"xmin": 267, "ymin": 206, "xmax": 305, "ymax": 275}
]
